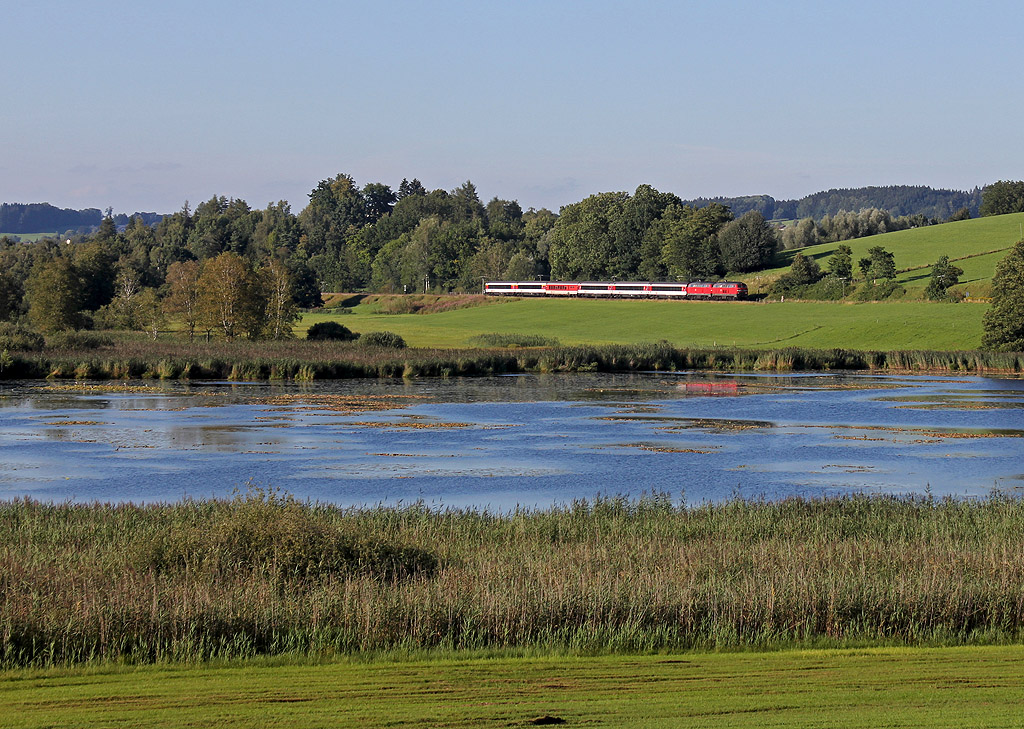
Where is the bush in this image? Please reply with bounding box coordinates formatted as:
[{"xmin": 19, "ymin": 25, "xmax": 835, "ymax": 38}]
[
  {"xmin": 0, "ymin": 322, "xmax": 45, "ymax": 351},
  {"xmin": 44, "ymin": 331, "xmax": 115, "ymax": 350},
  {"xmin": 306, "ymin": 321, "xmax": 358, "ymax": 341},
  {"xmin": 770, "ymin": 275, "xmax": 849, "ymax": 301},
  {"xmin": 358, "ymin": 331, "xmax": 407, "ymax": 348},
  {"xmin": 855, "ymin": 281, "xmax": 905, "ymax": 301}
]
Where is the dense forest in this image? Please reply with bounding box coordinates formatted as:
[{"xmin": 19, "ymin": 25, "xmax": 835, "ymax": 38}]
[
  {"xmin": 0, "ymin": 203, "xmax": 162, "ymax": 236},
  {"xmin": 683, "ymin": 185, "xmax": 984, "ymax": 221}
]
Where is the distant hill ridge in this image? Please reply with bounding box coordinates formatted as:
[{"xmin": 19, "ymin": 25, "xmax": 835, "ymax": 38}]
[
  {"xmin": 681, "ymin": 185, "xmax": 984, "ymax": 221},
  {"xmin": 1, "ymin": 184, "xmax": 986, "ymax": 234},
  {"xmin": 0, "ymin": 203, "xmax": 162, "ymax": 235}
]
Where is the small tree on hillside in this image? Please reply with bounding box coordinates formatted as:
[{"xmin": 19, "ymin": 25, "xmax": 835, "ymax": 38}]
[
  {"xmin": 981, "ymin": 241, "xmax": 1024, "ymax": 350},
  {"xmin": 924, "ymin": 256, "xmax": 964, "ymax": 301},
  {"xmin": 827, "ymin": 245, "xmax": 853, "ymax": 280},
  {"xmin": 866, "ymin": 246, "xmax": 897, "ymax": 281}
]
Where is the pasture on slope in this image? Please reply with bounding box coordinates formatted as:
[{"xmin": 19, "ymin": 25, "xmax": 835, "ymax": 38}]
[
  {"xmin": 754, "ymin": 211, "xmax": 1024, "ymax": 296},
  {"xmin": 301, "ymin": 299, "xmax": 985, "ymax": 350}
]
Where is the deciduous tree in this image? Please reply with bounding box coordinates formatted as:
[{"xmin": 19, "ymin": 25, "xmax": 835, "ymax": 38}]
[
  {"xmin": 924, "ymin": 255, "xmax": 963, "ymax": 300},
  {"xmin": 164, "ymin": 260, "xmax": 203, "ymax": 340},
  {"xmin": 261, "ymin": 258, "xmax": 298, "ymax": 340},
  {"xmin": 827, "ymin": 245, "xmax": 853, "ymax": 280},
  {"xmin": 197, "ymin": 252, "xmax": 262, "ymax": 340},
  {"xmin": 981, "ymin": 241, "xmax": 1024, "ymax": 350},
  {"xmin": 26, "ymin": 257, "xmax": 84, "ymax": 332},
  {"xmin": 717, "ymin": 211, "xmax": 779, "ymax": 273}
]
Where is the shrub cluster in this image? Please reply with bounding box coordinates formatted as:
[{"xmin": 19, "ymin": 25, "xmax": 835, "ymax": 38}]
[
  {"xmin": 357, "ymin": 331, "xmax": 407, "ymax": 348},
  {"xmin": 44, "ymin": 330, "xmax": 115, "ymax": 350},
  {"xmin": 468, "ymin": 333, "xmax": 561, "ymax": 348},
  {"xmin": 0, "ymin": 322, "xmax": 44, "ymax": 351},
  {"xmin": 306, "ymin": 321, "xmax": 358, "ymax": 341}
]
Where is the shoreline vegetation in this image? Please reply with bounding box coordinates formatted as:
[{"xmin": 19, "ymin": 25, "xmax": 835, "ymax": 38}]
[
  {"xmin": 2, "ymin": 340, "xmax": 1023, "ymax": 381},
  {"xmin": 6, "ymin": 492, "xmax": 1024, "ymax": 668}
]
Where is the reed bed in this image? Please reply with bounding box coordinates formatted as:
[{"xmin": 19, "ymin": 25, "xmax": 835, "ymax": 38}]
[
  {"xmin": 4, "ymin": 492, "xmax": 1024, "ymax": 668},
  {"xmin": 2, "ymin": 338, "xmax": 1022, "ymax": 381}
]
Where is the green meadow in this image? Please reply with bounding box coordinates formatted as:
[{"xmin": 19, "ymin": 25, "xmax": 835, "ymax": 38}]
[
  {"xmin": 299, "ymin": 214, "xmax": 1024, "ymax": 351},
  {"xmin": 755, "ymin": 212, "xmax": 1024, "ymax": 296},
  {"xmin": 302, "ymin": 298, "xmax": 986, "ymax": 350},
  {"xmin": 3, "ymin": 646, "xmax": 1023, "ymax": 728}
]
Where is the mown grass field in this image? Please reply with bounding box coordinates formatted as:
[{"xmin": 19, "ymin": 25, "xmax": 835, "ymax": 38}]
[
  {"xmin": 757, "ymin": 212, "xmax": 1024, "ymax": 296},
  {"xmin": 301, "ymin": 298, "xmax": 986, "ymax": 350},
  {"xmin": 3, "ymin": 646, "xmax": 1023, "ymax": 728}
]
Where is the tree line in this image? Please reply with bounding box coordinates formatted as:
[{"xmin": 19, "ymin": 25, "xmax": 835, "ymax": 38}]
[
  {"xmin": 1, "ymin": 175, "xmax": 1023, "ymax": 348},
  {"xmin": 683, "ymin": 185, "xmax": 983, "ymax": 222}
]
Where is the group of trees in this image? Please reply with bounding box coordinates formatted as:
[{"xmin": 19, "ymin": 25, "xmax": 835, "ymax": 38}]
[
  {"xmin": 546, "ymin": 188, "xmax": 778, "ymax": 282},
  {"xmin": 780, "ymin": 208, "xmax": 944, "ymax": 250},
  {"xmin": 978, "ymin": 181, "xmax": 1024, "ymax": 217},
  {"xmin": 771, "ymin": 243, "xmax": 964, "ymax": 303},
  {"xmin": 21, "ymin": 248, "xmax": 301, "ymax": 340}
]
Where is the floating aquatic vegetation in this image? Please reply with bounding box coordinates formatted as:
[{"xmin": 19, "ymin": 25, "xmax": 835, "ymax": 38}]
[
  {"xmin": 348, "ymin": 420, "xmax": 474, "ymax": 430},
  {"xmin": 41, "ymin": 420, "xmax": 106, "ymax": 426},
  {"xmin": 815, "ymin": 424, "xmax": 1024, "ymax": 439},
  {"xmin": 619, "ymin": 442, "xmax": 720, "ymax": 454},
  {"xmin": 255, "ymin": 393, "xmax": 428, "ymax": 416},
  {"xmin": 33, "ymin": 383, "xmax": 164, "ymax": 393}
]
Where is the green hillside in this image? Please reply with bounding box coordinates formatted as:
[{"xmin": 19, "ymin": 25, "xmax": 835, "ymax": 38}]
[{"xmin": 751, "ymin": 212, "xmax": 1024, "ymax": 296}]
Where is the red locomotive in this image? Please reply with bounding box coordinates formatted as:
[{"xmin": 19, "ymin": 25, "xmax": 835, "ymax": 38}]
[{"xmin": 484, "ymin": 280, "xmax": 748, "ymax": 300}]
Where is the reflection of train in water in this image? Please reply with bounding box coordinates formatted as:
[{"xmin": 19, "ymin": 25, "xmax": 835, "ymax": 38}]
[{"xmin": 484, "ymin": 280, "xmax": 748, "ymax": 300}]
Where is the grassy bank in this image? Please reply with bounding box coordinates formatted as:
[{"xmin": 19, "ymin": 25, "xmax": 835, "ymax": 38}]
[
  {"xmin": 6, "ymin": 492, "xmax": 1024, "ymax": 668},
  {"xmin": 4, "ymin": 338, "xmax": 1022, "ymax": 380},
  {"xmin": 4, "ymin": 646, "xmax": 1023, "ymax": 728}
]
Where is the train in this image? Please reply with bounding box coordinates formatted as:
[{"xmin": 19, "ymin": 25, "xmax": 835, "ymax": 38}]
[{"xmin": 484, "ymin": 280, "xmax": 748, "ymax": 300}]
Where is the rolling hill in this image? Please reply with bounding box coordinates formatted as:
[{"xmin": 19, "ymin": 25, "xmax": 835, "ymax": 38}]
[{"xmin": 749, "ymin": 212, "xmax": 1024, "ymax": 297}]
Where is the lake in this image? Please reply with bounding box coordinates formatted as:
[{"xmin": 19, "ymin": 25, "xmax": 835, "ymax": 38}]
[{"xmin": 1, "ymin": 372, "xmax": 1022, "ymax": 508}]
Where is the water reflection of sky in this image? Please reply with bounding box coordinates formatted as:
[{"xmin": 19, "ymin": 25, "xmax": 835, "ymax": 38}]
[{"xmin": 0, "ymin": 373, "xmax": 1022, "ymax": 509}]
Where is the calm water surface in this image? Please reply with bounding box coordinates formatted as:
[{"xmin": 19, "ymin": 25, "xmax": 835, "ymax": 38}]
[{"xmin": 1, "ymin": 373, "xmax": 1022, "ymax": 508}]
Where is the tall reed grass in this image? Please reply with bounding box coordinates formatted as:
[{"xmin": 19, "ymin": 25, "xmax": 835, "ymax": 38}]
[
  {"xmin": 1, "ymin": 338, "xmax": 1021, "ymax": 381},
  {"xmin": 4, "ymin": 492, "xmax": 1024, "ymax": 667}
]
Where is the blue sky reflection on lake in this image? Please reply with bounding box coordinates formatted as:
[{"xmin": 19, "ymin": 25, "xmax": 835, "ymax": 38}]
[{"xmin": 0, "ymin": 373, "xmax": 1022, "ymax": 509}]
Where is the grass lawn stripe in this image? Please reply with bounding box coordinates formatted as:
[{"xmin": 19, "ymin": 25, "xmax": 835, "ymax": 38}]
[{"xmin": 3, "ymin": 646, "xmax": 1023, "ymax": 728}]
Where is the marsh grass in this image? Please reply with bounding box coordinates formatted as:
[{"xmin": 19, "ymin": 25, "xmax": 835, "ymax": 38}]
[
  {"xmin": 5, "ymin": 492, "xmax": 1024, "ymax": 668},
  {"xmin": 2, "ymin": 337, "xmax": 1021, "ymax": 381}
]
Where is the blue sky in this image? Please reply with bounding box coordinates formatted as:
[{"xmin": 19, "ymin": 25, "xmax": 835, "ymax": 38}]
[{"xmin": 2, "ymin": 1, "xmax": 1020, "ymax": 215}]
